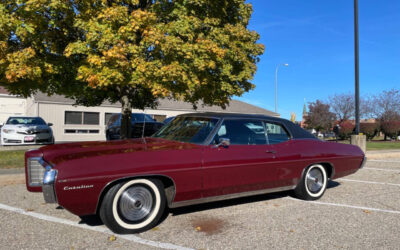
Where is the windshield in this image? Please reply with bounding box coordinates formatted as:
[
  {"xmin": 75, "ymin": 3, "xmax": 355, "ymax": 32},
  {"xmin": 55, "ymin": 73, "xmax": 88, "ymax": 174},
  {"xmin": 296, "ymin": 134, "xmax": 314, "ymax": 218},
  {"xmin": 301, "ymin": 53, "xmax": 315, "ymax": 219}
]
[
  {"xmin": 6, "ymin": 117, "xmax": 46, "ymax": 125},
  {"xmin": 152, "ymin": 116, "xmax": 219, "ymax": 144}
]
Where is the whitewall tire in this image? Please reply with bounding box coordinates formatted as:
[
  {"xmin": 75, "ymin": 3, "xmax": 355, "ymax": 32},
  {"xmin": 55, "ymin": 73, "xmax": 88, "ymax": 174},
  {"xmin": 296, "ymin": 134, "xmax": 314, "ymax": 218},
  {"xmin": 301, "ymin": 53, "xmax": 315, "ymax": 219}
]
[
  {"xmin": 99, "ymin": 178, "xmax": 166, "ymax": 234},
  {"xmin": 294, "ymin": 164, "xmax": 327, "ymax": 200}
]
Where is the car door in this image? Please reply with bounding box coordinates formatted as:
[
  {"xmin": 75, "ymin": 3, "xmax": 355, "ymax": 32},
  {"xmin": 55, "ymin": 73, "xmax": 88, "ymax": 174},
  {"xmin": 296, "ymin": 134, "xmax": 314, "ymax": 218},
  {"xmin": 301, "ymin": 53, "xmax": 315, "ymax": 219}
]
[
  {"xmin": 202, "ymin": 119, "xmax": 281, "ymax": 198},
  {"xmin": 264, "ymin": 121, "xmax": 303, "ymax": 187}
]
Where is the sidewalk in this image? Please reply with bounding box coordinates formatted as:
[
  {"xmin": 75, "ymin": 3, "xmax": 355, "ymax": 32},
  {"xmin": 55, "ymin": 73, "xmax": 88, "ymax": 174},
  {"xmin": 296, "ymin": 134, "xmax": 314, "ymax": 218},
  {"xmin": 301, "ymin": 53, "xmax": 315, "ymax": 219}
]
[{"xmin": 366, "ymin": 149, "xmax": 400, "ymax": 159}]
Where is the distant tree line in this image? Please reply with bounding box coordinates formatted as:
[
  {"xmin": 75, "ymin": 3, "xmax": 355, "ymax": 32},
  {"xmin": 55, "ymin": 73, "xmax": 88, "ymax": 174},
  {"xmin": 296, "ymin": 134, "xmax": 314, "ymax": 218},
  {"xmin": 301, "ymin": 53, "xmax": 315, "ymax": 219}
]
[{"xmin": 304, "ymin": 88, "xmax": 400, "ymax": 140}]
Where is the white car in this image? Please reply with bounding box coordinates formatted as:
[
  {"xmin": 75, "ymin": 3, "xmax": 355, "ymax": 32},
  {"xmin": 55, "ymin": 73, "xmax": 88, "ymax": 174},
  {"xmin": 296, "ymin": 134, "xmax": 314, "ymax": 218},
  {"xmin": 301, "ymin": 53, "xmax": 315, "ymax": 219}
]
[{"xmin": 0, "ymin": 116, "xmax": 54, "ymax": 146}]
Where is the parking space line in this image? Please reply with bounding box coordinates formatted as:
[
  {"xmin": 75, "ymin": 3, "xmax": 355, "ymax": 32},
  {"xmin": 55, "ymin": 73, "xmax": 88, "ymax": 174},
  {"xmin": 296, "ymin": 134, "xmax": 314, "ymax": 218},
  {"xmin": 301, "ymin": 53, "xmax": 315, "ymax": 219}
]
[
  {"xmin": 364, "ymin": 167, "xmax": 400, "ymax": 172},
  {"xmin": 338, "ymin": 178, "xmax": 400, "ymax": 187},
  {"xmin": 368, "ymin": 160, "xmax": 400, "ymax": 163},
  {"xmin": 287, "ymin": 198, "xmax": 400, "ymax": 214},
  {"xmin": 0, "ymin": 203, "xmax": 193, "ymax": 250}
]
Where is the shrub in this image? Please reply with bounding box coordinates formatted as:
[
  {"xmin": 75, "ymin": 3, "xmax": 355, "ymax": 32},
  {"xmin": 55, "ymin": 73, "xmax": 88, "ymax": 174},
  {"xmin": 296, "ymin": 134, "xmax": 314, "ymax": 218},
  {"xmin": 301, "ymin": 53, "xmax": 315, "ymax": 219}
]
[
  {"xmin": 380, "ymin": 121, "xmax": 400, "ymax": 140},
  {"xmin": 360, "ymin": 122, "xmax": 379, "ymax": 140},
  {"xmin": 338, "ymin": 121, "xmax": 355, "ymax": 140}
]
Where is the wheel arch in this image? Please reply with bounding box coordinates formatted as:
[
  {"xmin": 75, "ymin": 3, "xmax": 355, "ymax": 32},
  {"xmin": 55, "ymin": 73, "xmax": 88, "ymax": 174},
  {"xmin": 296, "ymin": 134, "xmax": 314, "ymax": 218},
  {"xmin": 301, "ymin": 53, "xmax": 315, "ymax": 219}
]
[
  {"xmin": 300, "ymin": 161, "xmax": 335, "ymax": 181},
  {"xmin": 95, "ymin": 174, "xmax": 176, "ymax": 215}
]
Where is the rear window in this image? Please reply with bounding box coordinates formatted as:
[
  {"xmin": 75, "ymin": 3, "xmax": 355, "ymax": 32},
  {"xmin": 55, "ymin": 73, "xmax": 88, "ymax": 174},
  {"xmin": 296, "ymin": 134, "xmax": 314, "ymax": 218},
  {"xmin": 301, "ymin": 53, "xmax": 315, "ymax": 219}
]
[{"xmin": 132, "ymin": 114, "xmax": 155, "ymax": 122}]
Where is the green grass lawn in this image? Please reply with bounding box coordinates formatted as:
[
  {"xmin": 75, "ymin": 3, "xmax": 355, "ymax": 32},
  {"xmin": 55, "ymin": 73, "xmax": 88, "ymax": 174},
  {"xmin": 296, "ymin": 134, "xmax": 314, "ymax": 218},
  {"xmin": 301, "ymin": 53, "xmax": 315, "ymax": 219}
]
[
  {"xmin": 366, "ymin": 141, "xmax": 400, "ymax": 151},
  {"xmin": 0, "ymin": 150, "xmax": 25, "ymax": 169},
  {"xmin": 333, "ymin": 139, "xmax": 400, "ymax": 151}
]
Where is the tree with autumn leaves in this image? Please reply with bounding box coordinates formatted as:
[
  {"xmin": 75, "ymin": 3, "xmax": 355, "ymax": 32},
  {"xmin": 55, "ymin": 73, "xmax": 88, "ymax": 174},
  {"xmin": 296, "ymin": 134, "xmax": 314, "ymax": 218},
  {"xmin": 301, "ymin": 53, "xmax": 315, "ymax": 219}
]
[{"xmin": 0, "ymin": 0, "xmax": 264, "ymax": 138}]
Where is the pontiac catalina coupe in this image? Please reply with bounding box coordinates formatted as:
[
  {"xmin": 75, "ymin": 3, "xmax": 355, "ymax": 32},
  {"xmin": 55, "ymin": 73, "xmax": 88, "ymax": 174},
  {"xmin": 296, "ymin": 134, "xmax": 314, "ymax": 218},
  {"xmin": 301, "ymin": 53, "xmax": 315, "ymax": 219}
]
[{"xmin": 25, "ymin": 113, "xmax": 366, "ymax": 233}]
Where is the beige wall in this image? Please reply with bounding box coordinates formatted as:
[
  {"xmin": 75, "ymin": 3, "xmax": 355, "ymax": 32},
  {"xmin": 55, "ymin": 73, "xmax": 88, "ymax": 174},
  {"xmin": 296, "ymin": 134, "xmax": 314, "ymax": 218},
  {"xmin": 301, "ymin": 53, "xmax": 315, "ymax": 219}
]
[
  {"xmin": 36, "ymin": 102, "xmax": 190, "ymax": 142},
  {"xmin": 0, "ymin": 95, "xmax": 26, "ymax": 124}
]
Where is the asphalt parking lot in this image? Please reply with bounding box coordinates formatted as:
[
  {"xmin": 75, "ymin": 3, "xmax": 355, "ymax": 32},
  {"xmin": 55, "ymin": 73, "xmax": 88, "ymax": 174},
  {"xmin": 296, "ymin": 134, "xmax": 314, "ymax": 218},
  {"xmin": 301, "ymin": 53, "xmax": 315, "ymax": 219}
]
[{"xmin": 0, "ymin": 159, "xmax": 399, "ymax": 250}]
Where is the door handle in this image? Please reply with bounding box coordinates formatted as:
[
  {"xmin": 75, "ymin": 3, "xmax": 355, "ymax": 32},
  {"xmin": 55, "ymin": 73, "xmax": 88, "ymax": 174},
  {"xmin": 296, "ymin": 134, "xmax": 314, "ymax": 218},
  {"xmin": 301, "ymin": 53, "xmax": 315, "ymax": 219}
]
[{"xmin": 265, "ymin": 150, "xmax": 276, "ymax": 154}]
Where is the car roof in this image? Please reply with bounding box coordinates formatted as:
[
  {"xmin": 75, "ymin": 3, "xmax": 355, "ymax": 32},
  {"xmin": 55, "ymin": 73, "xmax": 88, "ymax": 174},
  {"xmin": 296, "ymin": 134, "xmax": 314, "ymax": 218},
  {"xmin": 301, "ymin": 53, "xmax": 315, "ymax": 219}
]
[
  {"xmin": 178, "ymin": 112, "xmax": 286, "ymax": 122},
  {"xmin": 178, "ymin": 112, "xmax": 316, "ymax": 139}
]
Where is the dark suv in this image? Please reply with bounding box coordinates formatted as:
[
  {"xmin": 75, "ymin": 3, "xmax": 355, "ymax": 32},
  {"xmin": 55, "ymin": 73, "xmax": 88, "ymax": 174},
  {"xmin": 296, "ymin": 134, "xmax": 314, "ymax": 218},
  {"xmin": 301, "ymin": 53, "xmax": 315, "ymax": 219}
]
[{"xmin": 105, "ymin": 113, "xmax": 164, "ymax": 140}]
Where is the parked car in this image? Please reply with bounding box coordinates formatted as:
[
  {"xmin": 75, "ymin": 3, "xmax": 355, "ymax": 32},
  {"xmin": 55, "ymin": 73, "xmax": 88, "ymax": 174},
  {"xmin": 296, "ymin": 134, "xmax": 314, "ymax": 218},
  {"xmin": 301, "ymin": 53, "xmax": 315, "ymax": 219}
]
[
  {"xmin": 163, "ymin": 116, "xmax": 175, "ymax": 124},
  {"xmin": 105, "ymin": 113, "xmax": 164, "ymax": 140},
  {"xmin": 1, "ymin": 116, "xmax": 54, "ymax": 146},
  {"xmin": 25, "ymin": 113, "xmax": 365, "ymax": 234}
]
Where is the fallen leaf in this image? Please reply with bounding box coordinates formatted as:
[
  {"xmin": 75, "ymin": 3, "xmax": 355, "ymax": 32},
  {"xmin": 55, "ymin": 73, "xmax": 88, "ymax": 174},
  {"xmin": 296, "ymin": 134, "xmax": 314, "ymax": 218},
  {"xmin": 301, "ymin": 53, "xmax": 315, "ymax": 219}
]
[
  {"xmin": 363, "ymin": 210, "xmax": 371, "ymax": 214},
  {"xmin": 289, "ymin": 229, "xmax": 294, "ymax": 233},
  {"xmin": 151, "ymin": 227, "xmax": 160, "ymax": 231},
  {"xmin": 273, "ymin": 204, "xmax": 279, "ymax": 207},
  {"xmin": 26, "ymin": 208, "xmax": 34, "ymax": 212},
  {"xmin": 195, "ymin": 226, "xmax": 201, "ymax": 231},
  {"xmin": 109, "ymin": 235, "xmax": 117, "ymax": 242}
]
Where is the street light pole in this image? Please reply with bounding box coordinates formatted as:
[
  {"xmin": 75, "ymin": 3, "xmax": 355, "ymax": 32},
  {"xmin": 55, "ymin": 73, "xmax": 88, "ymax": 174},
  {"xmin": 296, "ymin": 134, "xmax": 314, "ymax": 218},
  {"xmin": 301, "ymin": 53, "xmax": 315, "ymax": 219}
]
[
  {"xmin": 354, "ymin": 0, "xmax": 360, "ymax": 134},
  {"xmin": 275, "ymin": 63, "xmax": 289, "ymax": 113}
]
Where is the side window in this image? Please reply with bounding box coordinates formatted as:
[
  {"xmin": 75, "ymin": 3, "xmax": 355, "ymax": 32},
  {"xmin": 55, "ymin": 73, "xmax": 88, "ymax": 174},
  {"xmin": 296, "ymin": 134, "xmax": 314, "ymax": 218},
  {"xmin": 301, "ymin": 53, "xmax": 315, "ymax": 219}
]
[
  {"xmin": 214, "ymin": 120, "xmax": 267, "ymax": 145},
  {"xmin": 265, "ymin": 122, "xmax": 290, "ymax": 144}
]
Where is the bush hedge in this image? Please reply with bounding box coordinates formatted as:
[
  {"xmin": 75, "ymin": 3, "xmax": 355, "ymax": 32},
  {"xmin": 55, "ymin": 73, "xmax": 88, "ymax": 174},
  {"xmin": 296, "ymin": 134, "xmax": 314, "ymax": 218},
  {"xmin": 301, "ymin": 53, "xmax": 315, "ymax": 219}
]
[
  {"xmin": 360, "ymin": 122, "xmax": 380, "ymax": 140},
  {"xmin": 338, "ymin": 121, "xmax": 355, "ymax": 140},
  {"xmin": 380, "ymin": 121, "xmax": 400, "ymax": 140}
]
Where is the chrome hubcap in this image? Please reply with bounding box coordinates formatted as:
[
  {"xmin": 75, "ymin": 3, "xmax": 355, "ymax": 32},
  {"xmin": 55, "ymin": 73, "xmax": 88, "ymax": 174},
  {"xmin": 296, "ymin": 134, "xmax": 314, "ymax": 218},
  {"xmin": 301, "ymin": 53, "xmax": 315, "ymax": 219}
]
[
  {"xmin": 118, "ymin": 185, "xmax": 153, "ymax": 222},
  {"xmin": 306, "ymin": 168, "xmax": 324, "ymax": 193}
]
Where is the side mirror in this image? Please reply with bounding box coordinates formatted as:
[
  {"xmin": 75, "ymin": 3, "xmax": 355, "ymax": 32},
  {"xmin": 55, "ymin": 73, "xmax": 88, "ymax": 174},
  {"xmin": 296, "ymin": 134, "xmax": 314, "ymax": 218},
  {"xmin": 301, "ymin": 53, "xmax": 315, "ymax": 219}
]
[
  {"xmin": 48, "ymin": 123, "xmax": 53, "ymax": 126},
  {"xmin": 216, "ymin": 138, "xmax": 230, "ymax": 148}
]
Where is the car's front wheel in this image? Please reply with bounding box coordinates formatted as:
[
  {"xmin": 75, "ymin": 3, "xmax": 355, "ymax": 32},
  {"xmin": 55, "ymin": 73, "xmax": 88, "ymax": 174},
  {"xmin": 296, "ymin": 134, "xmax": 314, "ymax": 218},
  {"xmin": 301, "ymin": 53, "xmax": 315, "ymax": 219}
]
[
  {"xmin": 294, "ymin": 164, "xmax": 327, "ymax": 200},
  {"xmin": 99, "ymin": 178, "xmax": 166, "ymax": 234}
]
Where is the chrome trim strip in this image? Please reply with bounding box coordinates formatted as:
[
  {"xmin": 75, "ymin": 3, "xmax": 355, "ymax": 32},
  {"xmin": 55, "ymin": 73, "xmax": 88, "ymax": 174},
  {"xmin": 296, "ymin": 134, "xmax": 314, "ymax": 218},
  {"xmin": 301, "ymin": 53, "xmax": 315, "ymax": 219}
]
[{"xmin": 170, "ymin": 185, "xmax": 295, "ymax": 208}]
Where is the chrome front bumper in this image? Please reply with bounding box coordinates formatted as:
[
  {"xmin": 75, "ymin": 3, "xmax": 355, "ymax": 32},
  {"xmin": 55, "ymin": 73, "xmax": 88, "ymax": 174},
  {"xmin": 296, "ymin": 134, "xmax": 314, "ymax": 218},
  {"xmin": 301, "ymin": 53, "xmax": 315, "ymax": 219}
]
[
  {"xmin": 42, "ymin": 165, "xmax": 58, "ymax": 203},
  {"xmin": 360, "ymin": 156, "xmax": 367, "ymax": 169},
  {"xmin": 42, "ymin": 184, "xmax": 57, "ymax": 203}
]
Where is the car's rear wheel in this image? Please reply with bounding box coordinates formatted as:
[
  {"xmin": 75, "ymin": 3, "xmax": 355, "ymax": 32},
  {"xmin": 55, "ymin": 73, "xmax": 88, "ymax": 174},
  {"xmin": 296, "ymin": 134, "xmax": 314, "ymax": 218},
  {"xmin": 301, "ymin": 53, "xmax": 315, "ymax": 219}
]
[
  {"xmin": 294, "ymin": 164, "xmax": 327, "ymax": 200},
  {"xmin": 99, "ymin": 178, "xmax": 166, "ymax": 234}
]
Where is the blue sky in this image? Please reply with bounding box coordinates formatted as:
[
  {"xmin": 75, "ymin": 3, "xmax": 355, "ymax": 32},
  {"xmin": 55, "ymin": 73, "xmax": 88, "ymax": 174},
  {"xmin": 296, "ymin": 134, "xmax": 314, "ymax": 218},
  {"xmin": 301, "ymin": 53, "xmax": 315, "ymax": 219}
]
[{"xmin": 234, "ymin": 0, "xmax": 400, "ymax": 120}]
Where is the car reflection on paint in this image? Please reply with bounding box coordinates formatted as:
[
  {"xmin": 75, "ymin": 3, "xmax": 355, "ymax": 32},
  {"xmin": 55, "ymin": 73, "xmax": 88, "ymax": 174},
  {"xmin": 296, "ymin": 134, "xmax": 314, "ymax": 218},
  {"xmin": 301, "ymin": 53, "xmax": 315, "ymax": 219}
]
[{"xmin": 24, "ymin": 112, "xmax": 365, "ymax": 234}]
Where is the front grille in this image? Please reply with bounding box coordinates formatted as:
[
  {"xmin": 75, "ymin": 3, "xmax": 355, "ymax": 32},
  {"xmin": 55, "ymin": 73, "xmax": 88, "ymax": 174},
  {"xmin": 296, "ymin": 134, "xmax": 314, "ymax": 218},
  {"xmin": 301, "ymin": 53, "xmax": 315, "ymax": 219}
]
[
  {"xmin": 27, "ymin": 158, "xmax": 45, "ymax": 186},
  {"xmin": 18, "ymin": 130, "xmax": 49, "ymax": 135}
]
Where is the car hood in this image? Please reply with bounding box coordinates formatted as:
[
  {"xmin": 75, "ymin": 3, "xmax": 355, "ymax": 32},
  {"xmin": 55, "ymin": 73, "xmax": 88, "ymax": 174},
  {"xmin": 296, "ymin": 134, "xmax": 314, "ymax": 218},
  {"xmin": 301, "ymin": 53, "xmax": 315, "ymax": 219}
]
[
  {"xmin": 1, "ymin": 124, "xmax": 51, "ymax": 133},
  {"xmin": 40, "ymin": 137, "xmax": 202, "ymax": 166}
]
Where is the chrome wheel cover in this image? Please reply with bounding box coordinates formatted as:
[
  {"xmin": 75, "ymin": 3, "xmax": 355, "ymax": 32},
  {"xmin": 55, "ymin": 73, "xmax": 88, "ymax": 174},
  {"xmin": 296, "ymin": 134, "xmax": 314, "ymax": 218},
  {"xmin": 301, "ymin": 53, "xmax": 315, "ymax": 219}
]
[
  {"xmin": 306, "ymin": 168, "xmax": 324, "ymax": 193},
  {"xmin": 118, "ymin": 185, "xmax": 154, "ymax": 223}
]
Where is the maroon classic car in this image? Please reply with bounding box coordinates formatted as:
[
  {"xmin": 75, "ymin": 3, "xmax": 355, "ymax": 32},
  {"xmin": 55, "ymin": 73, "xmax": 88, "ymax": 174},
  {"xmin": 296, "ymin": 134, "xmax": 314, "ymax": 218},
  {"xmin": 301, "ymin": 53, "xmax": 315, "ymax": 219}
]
[{"xmin": 25, "ymin": 113, "xmax": 366, "ymax": 233}]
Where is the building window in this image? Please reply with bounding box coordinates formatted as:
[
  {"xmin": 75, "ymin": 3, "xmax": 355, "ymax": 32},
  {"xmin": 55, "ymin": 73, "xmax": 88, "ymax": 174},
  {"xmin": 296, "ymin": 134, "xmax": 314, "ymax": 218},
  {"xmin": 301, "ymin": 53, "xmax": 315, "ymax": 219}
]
[
  {"xmin": 65, "ymin": 111, "xmax": 99, "ymax": 125},
  {"xmin": 65, "ymin": 129, "xmax": 100, "ymax": 134},
  {"xmin": 105, "ymin": 113, "xmax": 118, "ymax": 125}
]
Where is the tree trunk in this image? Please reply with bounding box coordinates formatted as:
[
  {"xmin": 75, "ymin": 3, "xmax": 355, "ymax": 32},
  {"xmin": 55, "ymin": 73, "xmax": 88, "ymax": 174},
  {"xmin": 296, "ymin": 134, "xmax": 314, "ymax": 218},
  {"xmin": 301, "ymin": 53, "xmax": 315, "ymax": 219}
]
[{"xmin": 120, "ymin": 95, "xmax": 132, "ymax": 140}]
